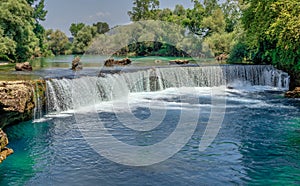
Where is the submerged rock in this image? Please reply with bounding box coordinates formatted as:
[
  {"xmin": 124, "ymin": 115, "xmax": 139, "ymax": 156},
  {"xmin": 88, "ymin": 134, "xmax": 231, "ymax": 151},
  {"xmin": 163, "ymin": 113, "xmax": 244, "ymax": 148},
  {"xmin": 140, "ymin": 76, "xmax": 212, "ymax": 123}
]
[
  {"xmin": 72, "ymin": 56, "xmax": 83, "ymax": 71},
  {"xmin": 104, "ymin": 58, "xmax": 132, "ymax": 67},
  {"xmin": 0, "ymin": 129, "xmax": 13, "ymax": 163},
  {"xmin": 15, "ymin": 62, "xmax": 33, "ymax": 71},
  {"xmin": 285, "ymin": 87, "xmax": 300, "ymax": 98}
]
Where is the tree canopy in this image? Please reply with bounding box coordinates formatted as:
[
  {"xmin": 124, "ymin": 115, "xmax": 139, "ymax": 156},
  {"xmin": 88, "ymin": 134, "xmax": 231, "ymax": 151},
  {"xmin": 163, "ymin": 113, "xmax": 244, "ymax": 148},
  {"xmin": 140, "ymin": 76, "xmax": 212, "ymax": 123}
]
[
  {"xmin": 0, "ymin": 0, "xmax": 47, "ymax": 61},
  {"xmin": 240, "ymin": 0, "xmax": 300, "ymax": 87}
]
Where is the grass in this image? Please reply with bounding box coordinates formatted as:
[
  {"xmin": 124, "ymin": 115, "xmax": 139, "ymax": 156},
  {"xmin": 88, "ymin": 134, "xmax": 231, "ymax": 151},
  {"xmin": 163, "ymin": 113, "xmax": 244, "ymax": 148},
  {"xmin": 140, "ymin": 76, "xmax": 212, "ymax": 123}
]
[{"xmin": 0, "ymin": 63, "xmax": 15, "ymax": 72}]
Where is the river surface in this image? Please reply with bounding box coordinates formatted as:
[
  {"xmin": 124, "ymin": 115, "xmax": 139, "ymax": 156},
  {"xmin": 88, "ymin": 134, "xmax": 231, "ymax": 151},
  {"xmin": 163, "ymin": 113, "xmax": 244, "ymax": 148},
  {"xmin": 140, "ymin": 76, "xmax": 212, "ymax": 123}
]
[
  {"xmin": 0, "ymin": 56, "xmax": 299, "ymax": 185},
  {"xmin": 1, "ymin": 87, "xmax": 300, "ymax": 185}
]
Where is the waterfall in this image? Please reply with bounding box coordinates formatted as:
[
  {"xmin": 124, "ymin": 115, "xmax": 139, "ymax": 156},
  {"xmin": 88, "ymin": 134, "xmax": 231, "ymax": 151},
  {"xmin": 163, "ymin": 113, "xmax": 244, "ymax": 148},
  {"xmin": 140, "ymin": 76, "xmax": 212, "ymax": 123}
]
[
  {"xmin": 33, "ymin": 81, "xmax": 46, "ymax": 121},
  {"xmin": 44, "ymin": 65, "xmax": 289, "ymax": 114}
]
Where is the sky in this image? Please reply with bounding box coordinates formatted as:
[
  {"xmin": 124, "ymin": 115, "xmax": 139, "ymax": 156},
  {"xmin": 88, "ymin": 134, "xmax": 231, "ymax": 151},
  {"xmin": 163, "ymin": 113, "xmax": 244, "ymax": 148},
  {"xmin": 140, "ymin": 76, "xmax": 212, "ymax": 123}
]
[{"xmin": 41, "ymin": 0, "xmax": 194, "ymax": 36}]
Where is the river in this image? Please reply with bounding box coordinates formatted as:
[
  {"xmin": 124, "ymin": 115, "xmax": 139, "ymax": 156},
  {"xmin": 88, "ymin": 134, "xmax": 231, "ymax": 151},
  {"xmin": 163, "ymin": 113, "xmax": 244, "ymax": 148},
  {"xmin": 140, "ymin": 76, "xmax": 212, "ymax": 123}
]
[{"xmin": 0, "ymin": 56, "xmax": 299, "ymax": 185}]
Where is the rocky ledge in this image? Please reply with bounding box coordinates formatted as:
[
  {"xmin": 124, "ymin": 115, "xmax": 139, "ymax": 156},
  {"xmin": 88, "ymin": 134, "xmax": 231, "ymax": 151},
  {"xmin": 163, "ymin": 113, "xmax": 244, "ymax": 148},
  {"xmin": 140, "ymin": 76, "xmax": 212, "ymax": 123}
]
[
  {"xmin": 0, "ymin": 81, "xmax": 36, "ymax": 128},
  {"xmin": 0, "ymin": 129, "xmax": 13, "ymax": 163},
  {"xmin": 285, "ymin": 87, "xmax": 300, "ymax": 98}
]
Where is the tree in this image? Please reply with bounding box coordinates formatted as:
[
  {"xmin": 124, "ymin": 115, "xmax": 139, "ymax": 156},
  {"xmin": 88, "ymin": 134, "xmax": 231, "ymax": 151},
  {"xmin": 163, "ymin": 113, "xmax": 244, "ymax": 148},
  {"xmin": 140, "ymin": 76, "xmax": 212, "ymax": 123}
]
[
  {"xmin": 93, "ymin": 22, "xmax": 109, "ymax": 34},
  {"xmin": 158, "ymin": 8, "xmax": 173, "ymax": 21},
  {"xmin": 30, "ymin": 0, "xmax": 47, "ymax": 22},
  {"xmin": 203, "ymin": 32, "xmax": 235, "ymax": 56},
  {"xmin": 128, "ymin": 0, "xmax": 160, "ymax": 21},
  {"xmin": 202, "ymin": 8, "xmax": 226, "ymax": 36},
  {"xmin": 242, "ymin": 0, "xmax": 300, "ymax": 87},
  {"xmin": 0, "ymin": 0, "xmax": 39, "ymax": 61},
  {"xmin": 72, "ymin": 26, "xmax": 97, "ymax": 54},
  {"xmin": 242, "ymin": 0, "xmax": 299, "ymax": 64},
  {"xmin": 27, "ymin": 0, "xmax": 48, "ymax": 55},
  {"xmin": 0, "ymin": 27, "xmax": 16, "ymax": 61},
  {"xmin": 203, "ymin": 0, "xmax": 219, "ymax": 15},
  {"xmin": 222, "ymin": 0, "xmax": 242, "ymax": 32},
  {"xmin": 174, "ymin": 5, "xmax": 186, "ymax": 16},
  {"xmin": 0, "ymin": 0, "xmax": 48, "ymax": 61},
  {"xmin": 46, "ymin": 29, "xmax": 71, "ymax": 55},
  {"xmin": 185, "ymin": 2, "xmax": 205, "ymax": 35},
  {"xmin": 69, "ymin": 23, "xmax": 85, "ymax": 37}
]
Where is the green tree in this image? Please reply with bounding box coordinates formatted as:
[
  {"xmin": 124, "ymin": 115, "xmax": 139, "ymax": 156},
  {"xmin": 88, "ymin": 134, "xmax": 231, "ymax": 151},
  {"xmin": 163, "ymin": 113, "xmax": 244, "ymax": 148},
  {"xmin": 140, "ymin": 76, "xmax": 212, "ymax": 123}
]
[
  {"xmin": 33, "ymin": 0, "xmax": 47, "ymax": 54},
  {"xmin": 185, "ymin": 2, "xmax": 205, "ymax": 35},
  {"xmin": 203, "ymin": 0, "xmax": 219, "ymax": 15},
  {"xmin": 204, "ymin": 32, "xmax": 235, "ymax": 56},
  {"xmin": 242, "ymin": 0, "xmax": 300, "ymax": 64},
  {"xmin": 0, "ymin": 0, "xmax": 39, "ymax": 61},
  {"xmin": 0, "ymin": 27, "xmax": 16, "ymax": 61},
  {"xmin": 46, "ymin": 29, "xmax": 71, "ymax": 55},
  {"xmin": 93, "ymin": 22, "xmax": 109, "ymax": 34},
  {"xmin": 158, "ymin": 8, "xmax": 172, "ymax": 21},
  {"xmin": 242, "ymin": 0, "xmax": 300, "ymax": 87},
  {"xmin": 174, "ymin": 5, "xmax": 186, "ymax": 16},
  {"xmin": 128, "ymin": 0, "xmax": 160, "ymax": 21},
  {"xmin": 72, "ymin": 26, "xmax": 97, "ymax": 54},
  {"xmin": 69, "ymin": 23, "xmax": 85, "ymax": 37},
  {"xmin": 202, "ymin": 6, "xmax": 237, "ymax": 57},
  {"xmin": 222, "ymin": 0, "xmax": 242, "ymax": 32},
  {"xmin": 202, "ymin": 8, "xmax": 226, "ymax": 36}
]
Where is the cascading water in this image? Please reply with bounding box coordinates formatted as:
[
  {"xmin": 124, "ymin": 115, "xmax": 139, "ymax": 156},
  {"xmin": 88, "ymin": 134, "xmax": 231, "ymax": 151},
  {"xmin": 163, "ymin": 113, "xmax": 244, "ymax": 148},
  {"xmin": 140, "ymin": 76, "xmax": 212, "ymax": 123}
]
[
  {"xmin": 44, "ymin": 65, "xmax": 289, "ymax": 114},
  {"xmin": 33, "ymin": 81, "xmax": 45, "ymax": 121}
]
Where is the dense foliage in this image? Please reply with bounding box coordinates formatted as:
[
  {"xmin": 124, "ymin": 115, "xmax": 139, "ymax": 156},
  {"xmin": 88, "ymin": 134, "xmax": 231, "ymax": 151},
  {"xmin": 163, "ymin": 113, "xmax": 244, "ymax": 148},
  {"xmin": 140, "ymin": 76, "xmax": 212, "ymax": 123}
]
[
  {"xmin": 227, "ymin": 0, "xmax": 300, "ymax": 87},
  {"xmin": 0, "ymin": 0, "xmax": 47, "ymax": 61},
  {"xmin": 123, "ymin": 0, "xmax": 241, "ymax": 57}
]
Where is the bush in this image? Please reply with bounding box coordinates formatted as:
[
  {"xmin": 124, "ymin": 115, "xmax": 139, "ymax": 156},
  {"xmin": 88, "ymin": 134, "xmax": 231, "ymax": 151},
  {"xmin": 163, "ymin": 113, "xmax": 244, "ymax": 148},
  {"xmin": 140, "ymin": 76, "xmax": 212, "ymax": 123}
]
[{"xmin": 227, "ymin": 42, "xmax": 248, "ymax": 63}]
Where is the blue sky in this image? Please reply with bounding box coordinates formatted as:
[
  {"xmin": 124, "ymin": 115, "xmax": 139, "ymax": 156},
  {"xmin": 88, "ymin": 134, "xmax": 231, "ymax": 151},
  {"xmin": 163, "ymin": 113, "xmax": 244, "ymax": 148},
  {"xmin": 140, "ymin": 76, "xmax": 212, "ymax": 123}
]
[{"xmin": 42, "ymin": 0, "xmax": 194, "ymax": 36}]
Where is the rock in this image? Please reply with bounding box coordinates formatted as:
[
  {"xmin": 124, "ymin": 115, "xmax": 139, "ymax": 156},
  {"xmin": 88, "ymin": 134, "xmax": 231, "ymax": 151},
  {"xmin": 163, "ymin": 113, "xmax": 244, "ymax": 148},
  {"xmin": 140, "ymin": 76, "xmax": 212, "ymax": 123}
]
[
  {"xmin": 169, "ymin": 60, "xmax": 189, "ymax": 65},
  {"xmin": 154, "ymin": 60, "xmax": 162, "ymax": 64},
  {"xmin": 72, "ymin": 56, "xmax": 83, "ymax": 71},
  {"xmin": 0, "ymin": 129, "xmax": 13, "ymax": 164},
  {"xmin": 215, "ymin": 53, "xmax": 228, "ymax": 61},
  {"xmin": 0, "ymin": 81, "xmax": 36, "ymax": 128},
  {"xmin": 285, "ymin": 87, "xmax": 300, "ymax": 98},
  {"xmin": 15, "ymin": 62, "xmax": 33, "ymax": 71},
  {"xmin": 104, "ymin": 58, "xmax": 132, "ymax": 67},
  {"xmin": 104, "ymin": 58, "xmax": 114, "ymax": 67},
  {"xmin": 0, "ymin": 129, "xmax": 8, "ymax": 151}
]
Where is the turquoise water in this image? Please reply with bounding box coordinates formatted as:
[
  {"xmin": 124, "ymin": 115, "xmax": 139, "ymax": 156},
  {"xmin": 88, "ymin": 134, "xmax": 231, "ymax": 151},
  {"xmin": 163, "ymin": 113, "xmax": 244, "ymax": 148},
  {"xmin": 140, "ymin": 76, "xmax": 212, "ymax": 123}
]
[{"xmin": 0, "ymin": 87, "xmax": 299, "ymax": 185}]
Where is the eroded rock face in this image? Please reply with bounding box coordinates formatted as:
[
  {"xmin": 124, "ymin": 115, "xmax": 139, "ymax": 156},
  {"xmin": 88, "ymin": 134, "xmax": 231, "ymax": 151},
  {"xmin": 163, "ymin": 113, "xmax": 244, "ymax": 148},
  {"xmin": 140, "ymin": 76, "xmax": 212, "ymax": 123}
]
[
  {"xmin": 0, "ymin": 81, "xmax": 35, "ymax": 128},
  {"xmin": 0, "ymin": 129, "xmax": 13, "ymax": 163},
  {"xmin": 285, "ymin": 87, "xmax": 300, "ymax": 98}
]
